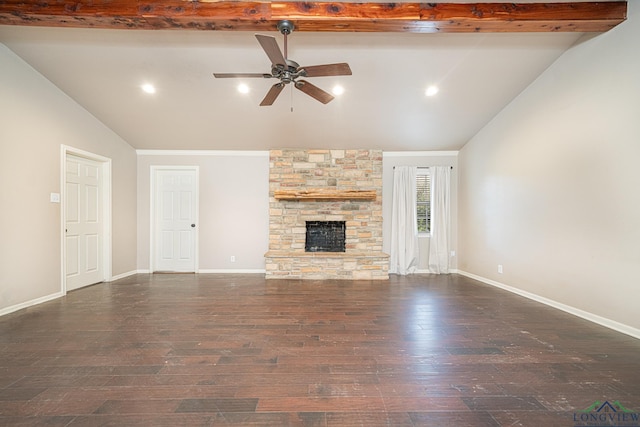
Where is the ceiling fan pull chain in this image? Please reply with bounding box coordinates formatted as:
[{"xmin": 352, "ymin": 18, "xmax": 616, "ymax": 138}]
[{"xmin": 290, "ymin": 84, "xmax": 294, "ymax": 113}]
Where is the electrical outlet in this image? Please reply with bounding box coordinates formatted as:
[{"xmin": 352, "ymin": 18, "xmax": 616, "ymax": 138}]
[
  {"xmin": 498, "ymin": 264, "xmax": 503, "ymax": 274},
  {"xmin": 230, "ymin": 256, "xmax": 236, "ymax": 263},
  {"xmin": 450, "ymin": 250, "xmax": 456, "ymax": 257}
]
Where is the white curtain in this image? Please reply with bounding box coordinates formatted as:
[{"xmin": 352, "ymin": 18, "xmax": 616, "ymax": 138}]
[
  {"xmin": 390, "ymin": 166, "xmax": 419, "ymax": 275},
  {"xmin": 428, "ymin": 166, "xmax": 451, "ymax": 274}
]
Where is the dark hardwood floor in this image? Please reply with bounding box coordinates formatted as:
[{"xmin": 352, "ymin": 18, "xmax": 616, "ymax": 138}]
[{"xmin": 0, "ymin": 273, "xmax": 638, "ymax": 426}]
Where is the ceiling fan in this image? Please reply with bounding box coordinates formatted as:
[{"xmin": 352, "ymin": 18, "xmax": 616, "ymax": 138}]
[{"xmin": 213, "ymin": 20, "xmax": 352, "ymax": 106}]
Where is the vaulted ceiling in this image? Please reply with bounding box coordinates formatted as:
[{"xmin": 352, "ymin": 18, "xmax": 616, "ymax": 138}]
[{"xmin": 0, "ymin": 1, "xmax": 626, "ymax": 151}]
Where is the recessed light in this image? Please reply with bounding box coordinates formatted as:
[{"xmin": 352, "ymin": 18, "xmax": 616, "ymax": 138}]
[
  {"xmin": 332, "ymin": 85, "xmax": 345, "ymax": 96},
  {"xmin": 141, "ymin": 83, "xmax": 156, "ymax": 94},
  {"xmin": 237, "ymin": 84, "xmax": 250, "ymax": 94},
  {"xmin": 425, "ymin": 85, "xmax": 439, "ymax": 97}
]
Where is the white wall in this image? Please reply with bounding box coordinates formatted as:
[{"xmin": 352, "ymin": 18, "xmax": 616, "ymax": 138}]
[
  {"xmin": 382, "ymin": 152, "xmax": 458, "ymax": 271},
  {"xmin": 0, "ymin": 44, "xmax": 137, "ymax": 314},
  {"xmin": 458, "ymin": 2, "xmax": 640, "ymax": 336},
  {"xmin": 137, "ymin": 152, "xmax": 269, "ymax": 272},
  {"xmin": 139, "ymin": 150, "xmax": 455, "ymax": 273}
]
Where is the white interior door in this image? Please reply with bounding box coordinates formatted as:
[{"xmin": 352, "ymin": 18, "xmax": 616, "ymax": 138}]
[
  {"xmin": 153, "ymin": 168, "xmax": 198, "ymax": 272},
  {"xmin": 65, "ymin": 154, "xmax": 103, "ymax": 290}
]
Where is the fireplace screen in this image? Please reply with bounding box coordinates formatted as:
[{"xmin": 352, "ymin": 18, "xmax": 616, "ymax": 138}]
[{"xmin": 305, "ymin": 221, "xmax": 346, "ymax": 252}]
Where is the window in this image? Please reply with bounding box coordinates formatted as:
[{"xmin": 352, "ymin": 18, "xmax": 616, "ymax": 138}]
[{"xmin": 416, "ymin": 171, "xmax": 430, "ymax": 234}]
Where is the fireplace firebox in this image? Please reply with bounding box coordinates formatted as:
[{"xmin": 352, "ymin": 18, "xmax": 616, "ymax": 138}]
[{"xmin": 305, "ymin": 221, "xmax": 346, "ymax": 252}]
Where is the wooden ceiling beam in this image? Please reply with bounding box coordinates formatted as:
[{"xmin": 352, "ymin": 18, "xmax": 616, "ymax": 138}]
[{"xmin": 0, "ymin": 1, "xmax": 627, "ymax": 33}]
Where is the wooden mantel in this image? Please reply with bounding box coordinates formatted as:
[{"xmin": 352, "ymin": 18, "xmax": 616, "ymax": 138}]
[
  {"xmin": 0, "ymin": 2, "xmax": 627, "ymax": 33},
  {"xmin": 274, "ymin": 188, "xmax": 376, "ymax": 201}
]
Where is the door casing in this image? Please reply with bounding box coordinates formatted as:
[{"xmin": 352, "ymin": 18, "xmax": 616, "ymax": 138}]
[
  {"xmin": 150, "ymin": 165, "xmax": 199, "ymax": 273},
  {"xmin": 61, "ymin": 145, "xmax": 112, "ymax": 294}
]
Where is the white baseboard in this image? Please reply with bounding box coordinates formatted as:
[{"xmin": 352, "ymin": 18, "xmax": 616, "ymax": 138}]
[
  {"xmin": 135, "ymin": 269, "xmax": 264, "ymax": 275},
  {"xmin": 198, "ymin": 269, "xmax": 266, "ymax": 274},
  {"xmin": 0, "ymin": 291, "xmax": 65, "ymax": 317},
  {"xmin": 457, "ymin": 270, "xmax": 640, "ymax": 340},
  {"xmin": 108, "ymin": 270, "xmax": 139, "ymax": 282}
]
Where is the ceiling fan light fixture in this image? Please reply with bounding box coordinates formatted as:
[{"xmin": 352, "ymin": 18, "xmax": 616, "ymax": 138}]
[
  {"xmin": 425, "ymin": 85, "xmax": 439, "ymax": 97},
  {"xmin": 237, "ymin": 83, "xmax": 250, "ymax": 94}
]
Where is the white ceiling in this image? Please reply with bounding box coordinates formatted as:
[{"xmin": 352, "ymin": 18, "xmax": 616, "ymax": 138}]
[{"xmin": 0, "ymin": 23, "xmax": 585, "ymax": 151}]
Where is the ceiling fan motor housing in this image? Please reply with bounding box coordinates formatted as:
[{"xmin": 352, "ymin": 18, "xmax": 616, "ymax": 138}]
[{"xmin": 272, "ymin": 59, "xmax": 305, "ymax": 84}]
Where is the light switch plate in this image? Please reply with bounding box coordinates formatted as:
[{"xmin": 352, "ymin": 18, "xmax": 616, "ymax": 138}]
[{"xmin": 50, "ymin": 193, "xmax": 60, "ymax": 203}]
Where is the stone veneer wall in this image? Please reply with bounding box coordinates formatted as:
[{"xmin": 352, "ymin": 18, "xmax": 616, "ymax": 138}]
[{"xmin": 265, "ymin": 149, "xmax": 389, "ymax": 280}]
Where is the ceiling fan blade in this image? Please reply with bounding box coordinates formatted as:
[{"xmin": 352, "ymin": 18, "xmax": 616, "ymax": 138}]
[
  {"xmin": 213, "ymin": 73, "xmax": 272, "ymax": 78},
  {"xmin": 294, "ymin": 80, "xmax": 334, "ymax": 104},
  {"xmin": 260, "ymin": 83, "xmax": 285, "ymax": 106},
  {"xmin": 299, "ymin": 63, "xmax": 352, "ymax": 77},
  {"xmin": 255, "ymin": 34, "xmax": 286, "ymax": 66}
]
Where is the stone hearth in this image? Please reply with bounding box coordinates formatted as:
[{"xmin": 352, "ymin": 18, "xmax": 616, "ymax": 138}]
[{"xmin": 265, "ymin": 149, "xmax": 389, "ymax": 280}]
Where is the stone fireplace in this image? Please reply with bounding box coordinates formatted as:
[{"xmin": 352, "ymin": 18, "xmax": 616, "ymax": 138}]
[{"xmin": 265, "ymin": 149, "xmax": 389, "ymax": 280}]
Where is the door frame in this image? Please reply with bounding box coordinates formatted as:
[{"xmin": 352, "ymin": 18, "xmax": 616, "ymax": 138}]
[
  {"xmin": 149, "ymin": 165, "xmax": 199, "ymax": 273},
  {"xmin": 60, "ymin": 145, "xmax": 112, "ymax": 294}
]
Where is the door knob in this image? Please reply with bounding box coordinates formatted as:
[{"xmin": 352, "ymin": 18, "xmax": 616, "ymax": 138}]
[{"xmin": 191, "ymin": 224, "xmax": 196, "ymax": 227}]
